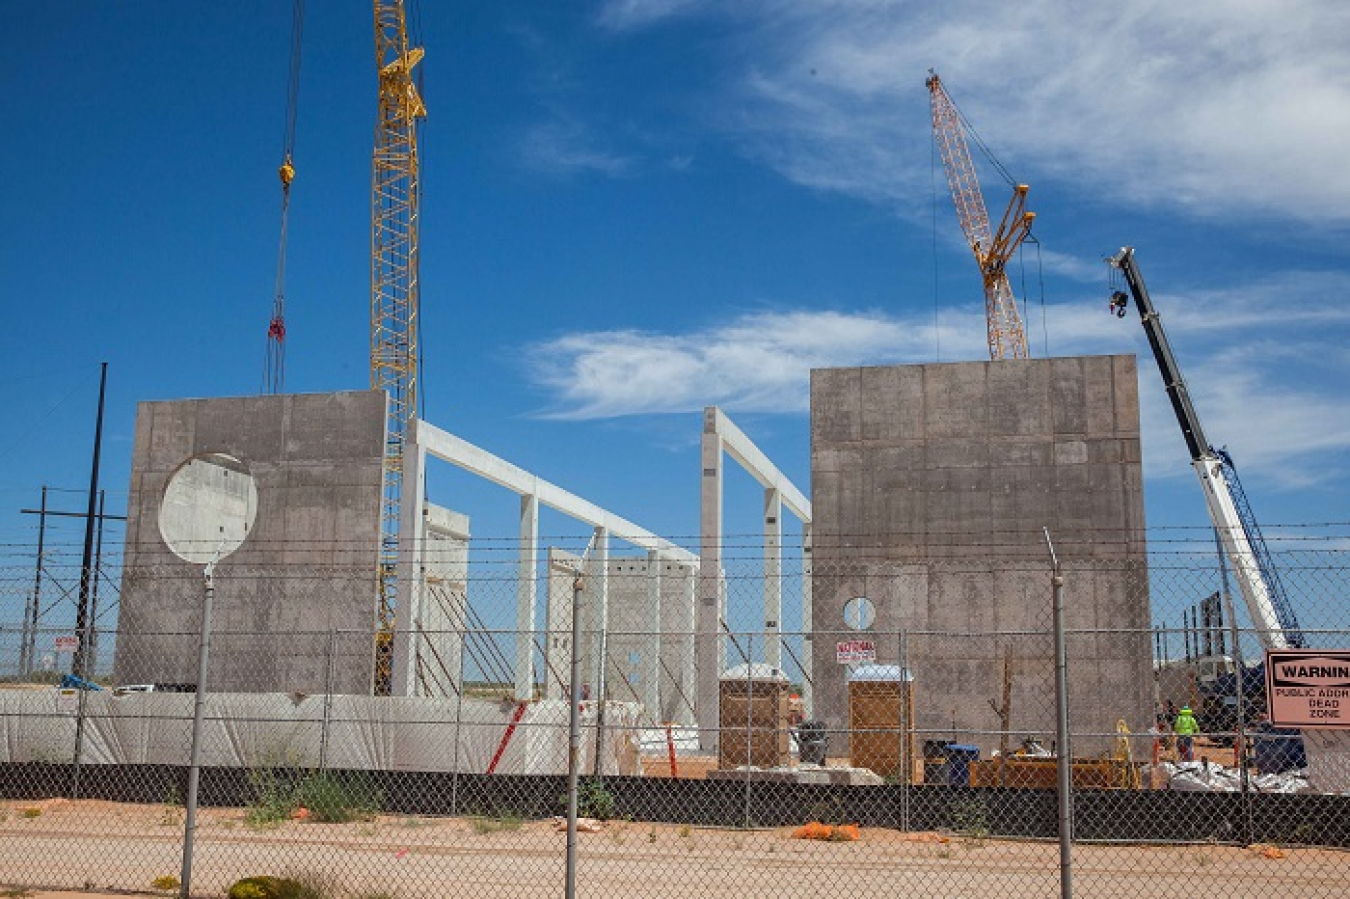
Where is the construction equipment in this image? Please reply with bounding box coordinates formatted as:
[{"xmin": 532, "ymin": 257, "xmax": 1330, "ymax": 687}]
[
  {"xmin": 371, "ymin": 1, "xmax": 426, "ymax": 692},
  {"xmin": 926, "ymin": 70, "xmax": 1035, "ymax": 360},
  {"xmin": 1107, "ymin": 247, "xmax": 1305, "ymax": 650},
  {"xmin": 264, "ymin": 0, "xmax": 306, "ymax": 394}
]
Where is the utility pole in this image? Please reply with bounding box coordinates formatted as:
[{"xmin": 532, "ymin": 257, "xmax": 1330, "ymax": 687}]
[{"xmin": 72, "ymin": 362, "xmax": 108, "ymax": 683}]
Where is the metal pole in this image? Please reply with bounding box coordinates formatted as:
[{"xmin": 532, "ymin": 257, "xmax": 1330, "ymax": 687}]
[
  {"xmin": 565, "ymin": 571, "xmax": 585, "ymax": 899},
  {"xmin": 89, "ymin": 490, "xmax": 107, "ymax": 673},
  {"xmin": 319, "ymin": 628, "xmax": 337, "ymax": 771},
  {"xmin": 1045, "ymin": 528, "xmax": 1073, "ymax": 899},
  {"xmin": 900, "ymin": 627, "xmax": 911, "ymax": 832},
  {"xmin": 180, "ymin": 560, "xmax": 218, "ymax": 899},
  {"xmin": 24, "ymin": 486, "xmax": 49, "ymax": 677},
  {"xmin": 73, "ymin": 362, "xmax": 108, "ymax": 683}
]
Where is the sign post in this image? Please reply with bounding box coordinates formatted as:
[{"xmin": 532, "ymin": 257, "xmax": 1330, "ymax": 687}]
[{"xmin": 1266, "ymin": 649, "xmax": 1350, "ymax": 729}]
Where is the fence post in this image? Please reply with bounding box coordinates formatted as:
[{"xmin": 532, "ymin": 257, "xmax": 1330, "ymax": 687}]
[
  {"xmin": 899, "ymin": 627, "xmax": 910, "ymax": 832},
  {"xmin": 1045, "ymin": 529, "xmax": 1073, "ymax": 899},
  {"xmin": 180, "ymin": 559, "xmax": 218, "ymax": 899},
  {"xmin": 319, "ymin": 628, "xmax": 337, "ymax": 771},
  {"xmin": 566, "ymin": 570, "xmax": 585, "ymax": 899}
]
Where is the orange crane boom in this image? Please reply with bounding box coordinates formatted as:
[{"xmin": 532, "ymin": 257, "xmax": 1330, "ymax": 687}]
[
  {"xmin": 927, "ymin": 70, "xmax": 1034, "ymax": 361},
  {"xmin": 371, "ymin": 0, "xmax": 426, "ymax": 692}
]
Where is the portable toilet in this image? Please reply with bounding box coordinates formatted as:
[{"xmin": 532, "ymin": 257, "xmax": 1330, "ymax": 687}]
[
  {"xmin": 718, "ymin": 663, "xmax": 791, "ymax": 769},
  {"xmin": 848, "ymin": 664, "xmax": 916, "ymax": 781}
]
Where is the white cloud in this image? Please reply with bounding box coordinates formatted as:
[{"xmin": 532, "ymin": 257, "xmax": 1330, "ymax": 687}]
[
  {"xmin": 524, "ymin": 268, "xmax": 1350, "ymax": 487},
  {"xmin": 595, "ymin": 0, "xmax": 714, "ymax": 32},
  {"xmin": 520, "ymin": 119, "xmax": 636, "ymax": 177},
  {"xmin": 619, "ymin": 0, "xmax": 1350, "ymax": 226}
]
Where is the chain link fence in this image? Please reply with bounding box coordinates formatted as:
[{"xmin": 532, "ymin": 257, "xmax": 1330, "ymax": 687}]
[{"xmin": 1, "ymin": 534, "xmax": 1348, "ymax": 897}]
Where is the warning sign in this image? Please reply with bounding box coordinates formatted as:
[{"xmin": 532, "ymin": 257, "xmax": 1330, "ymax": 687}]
[
  {"xmin": 1266, "ymin": 649, "xmax": 1350, "ymax": 729},
  {"xmin": 53, "ymin": 635, "xmax": 78, "ymax": 653},
  {"xmin": 836, "ymin": 639, "xmax": 876, "ymax": 665}
]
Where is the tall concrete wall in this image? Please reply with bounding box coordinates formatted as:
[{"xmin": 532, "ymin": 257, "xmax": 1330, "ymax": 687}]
[
  {"xmin": 115, "ymin": 391, "xmax": 387, "ymax": 694},
  {"xmin": 810, "ymin": 357, "xmax": 1152, "ymax": 756}
]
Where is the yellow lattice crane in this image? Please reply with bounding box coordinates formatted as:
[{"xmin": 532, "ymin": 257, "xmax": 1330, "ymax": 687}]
[
  {"xmin": 927, "ymin": 70, "xmax": 1035, "ymax": 360},
  {"xmin": 371, "ymin": 0, "xmax": 426, "ymax": 692}
]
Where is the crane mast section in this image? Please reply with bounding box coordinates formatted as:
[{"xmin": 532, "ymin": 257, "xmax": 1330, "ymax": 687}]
[
  {"xmin": 926, "ymin": 72, "xmax": 1031, "ymax": 360},
  {"xmin": 371, "ymin": 0, "xmax": 425, "ymax": 685}
]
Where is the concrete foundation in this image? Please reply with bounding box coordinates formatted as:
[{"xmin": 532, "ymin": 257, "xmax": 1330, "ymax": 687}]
[
  {"xmin": 114, "ymin": 390, "xmax": 388, "ymax": 694},
  {"xmin": 809, "ymin": 357, "xmax": 1152, "ymax": 756}
]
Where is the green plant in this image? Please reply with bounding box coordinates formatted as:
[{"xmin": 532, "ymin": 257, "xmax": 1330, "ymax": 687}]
[
  {"xmin": 159, "ymin": 788, "xmax": 184, "ymax": 827},
  {"xmin": 246, "ymin": 767, "xmax": 298, "ymax": 829},
  {"xmin": 949, "ymin": 799, "xmax": 990, "ymax": 844},
  {"xmin": 227, "ymin": 872, "xmax": 338, "ymax": 899},
  {"xmin": 19, "ymin": 808, "xmax": 41, "ymax": 819},
  {"xmin": 152, "ymin": 875, "xmax": 180, "ymax": 891},
  {"xmin": 0, "ymin": 889, "xmax": 34, "ymax": 898},
  {"xmin": 575, "ymin": 778, "xmax": 616, "ymax": 821},
  {"xmin": 228, "ymin": 877, "xmax": 290, "ymax": 899},
  {"xmin": 647, "ymin": 825, "xmax": 658, "ymax": 844},
  {"xmin": 294, "ymin": 772, "xmax": 382, "ymax": 823}
]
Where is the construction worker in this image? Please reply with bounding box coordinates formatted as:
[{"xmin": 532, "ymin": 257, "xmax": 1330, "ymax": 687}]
[{"xmin": 1174, "ymin": 705, "xmax": 1199, "ymax": 762}]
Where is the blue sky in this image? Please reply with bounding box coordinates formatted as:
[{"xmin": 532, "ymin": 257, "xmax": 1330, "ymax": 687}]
[{"xmin": 2, "ymin": 0, "xmax": 1348, "ymax": 587}]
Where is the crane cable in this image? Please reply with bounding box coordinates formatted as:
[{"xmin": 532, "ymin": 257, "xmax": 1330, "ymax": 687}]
[{"xmin": 264, "ymin": 0, "xmax": 306, "ymax": 394}]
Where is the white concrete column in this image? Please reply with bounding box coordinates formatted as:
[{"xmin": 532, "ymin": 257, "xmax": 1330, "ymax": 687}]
[
  {"xmin": 680, "ymin": 561, "xmax": 698, "ymax": 725},
  {"xmin": 590, "ymin": 527, "xmax": 610, "ymax": 698},
  {"xmin": 646, "ymin": 550, "xmax": 662, "ymax": 721},
  {"xmin": 391, "ymin": 427, "xmax": 427, "ymax": 697},
  {"xmin": 764, "ymin": 487, "xmax": 782, "ymax": 672},
  {"xmin": 515, "ymin": 492, "xmax": 538, "ymax": 700},
  {"xmin": 698, "ymin": 410, "xmax": 724, "ymax": 749},
  {"xmin": 801, "ymin": 522, "xmax": 814, "ymax": 719}
]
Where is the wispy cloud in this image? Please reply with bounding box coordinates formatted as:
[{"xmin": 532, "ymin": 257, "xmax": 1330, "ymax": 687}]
[
  {"xmin": 606, "ymin": 0, "xmax": 1350, "ymax": 226},
  {"xmin": 595, "ymin": 0, "xmax": 715, "ymax": 32},
  {"xmin": 523, "ymin": 266, "xmax": 1350, "ymax": 486},
  {"xmin": 520, "ymin": 118, "xmax": 636, "ymax": 177}
]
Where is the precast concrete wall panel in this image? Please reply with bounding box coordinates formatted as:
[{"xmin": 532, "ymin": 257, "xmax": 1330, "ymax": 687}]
[
  {"xmin": 115, "ymin": 390, "xmax": 388, "ymax": 695},
  {"xmin": 809, "ymin": 357, "xmax": 1151, "ymax": 757}
]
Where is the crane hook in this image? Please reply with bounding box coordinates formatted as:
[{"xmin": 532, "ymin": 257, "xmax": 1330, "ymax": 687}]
[{"xmin": 1110, "ymin": 290, "xmax": 1129, "ymax": 318}]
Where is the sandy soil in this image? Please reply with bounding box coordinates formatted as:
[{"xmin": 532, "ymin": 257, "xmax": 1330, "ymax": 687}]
[{"xmin": 2, "ymin": 797, "xmax": 1345, "ymax": 899}]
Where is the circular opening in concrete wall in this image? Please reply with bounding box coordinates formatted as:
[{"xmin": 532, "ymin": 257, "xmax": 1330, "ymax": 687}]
[
  {"xmin": 843, "ymin": 596, "xmax": 875, "ymax": 630},
  {"xmin": 158, "ymin": 453, "xmax": 258, "ymax": 564}
]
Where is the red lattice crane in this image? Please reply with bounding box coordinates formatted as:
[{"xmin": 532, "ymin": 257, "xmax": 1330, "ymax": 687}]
[{"xmin": 927, "ymin": 70, "xmax": 1035, "ymax": 360}]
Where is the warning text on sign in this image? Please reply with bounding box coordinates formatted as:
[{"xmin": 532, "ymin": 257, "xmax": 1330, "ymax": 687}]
[{"xmin": 1266, "ymin": 649, "xmax": 1350, "ymax": 729}]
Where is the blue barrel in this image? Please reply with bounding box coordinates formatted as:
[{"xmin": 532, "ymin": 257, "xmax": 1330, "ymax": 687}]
[{"xmin": 946, "ymin": 744, "xmax": 980, "ymax": 786}]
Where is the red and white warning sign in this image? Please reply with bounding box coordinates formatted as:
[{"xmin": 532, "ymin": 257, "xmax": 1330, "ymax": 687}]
[
  {"xmin": 836, "ymin": 639, "xmax": 876, "ymax": 665},
  {"xmin": 1266, "ymin": 649, "xmax": 1350, "ymax": 729},
  {"xmin": 53, "ymin": 635, "xmax": 78, "ymax": 653}
]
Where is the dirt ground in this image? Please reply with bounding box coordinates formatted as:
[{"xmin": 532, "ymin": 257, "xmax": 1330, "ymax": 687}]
[{"xmin": 3, "ymin": 797, "xmax": 1346, "ymax": 899}]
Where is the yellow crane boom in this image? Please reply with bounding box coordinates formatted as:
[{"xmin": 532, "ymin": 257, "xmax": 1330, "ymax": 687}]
[
  {"xmin": 371, "ymin": 0, "xmax": 425, "ymax": 692},
  {"xmin": 927, "ymin": 70, "xmax": 1034, "ymax": 361}
]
